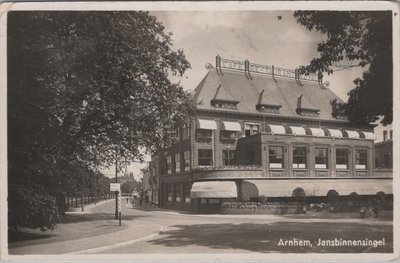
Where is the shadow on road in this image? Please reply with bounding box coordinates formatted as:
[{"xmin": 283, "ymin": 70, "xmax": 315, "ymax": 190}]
[
  {"xmin": 8, "ymin": 213, "xmax": 149, "ymax": 244},
  {"xmin": 148, "ymin": 222, "xmax": 393, "ymax": 253},
  {"xmin": 61, "ymin": 213, "xmax": 149, "ymax": 224},
  {"xmin": 8, "ymin": 231, "xmax": 56, "ymax": 243}
]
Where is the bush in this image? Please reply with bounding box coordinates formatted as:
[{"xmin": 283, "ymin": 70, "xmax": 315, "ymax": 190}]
[
  {"xmin": 349, "ymin": 192, "xmax": 359, "ymax": 201},
  {"xmin": 258, "ymin": 195, "xmax": 268, "ymax": 203},
  {"xmin": 292, "ymin": 187, "xmax": 306, "ymax": 202},
  {"xmin": 240, "ymin": 194, "xmax": 250, "ymax": 202},
  {"xmin": 327, "ymin": 189, "xmax": 339, "ymax": 203},
  {"xmin": 8, "ymin": 184, "xmax": 60, "ymax": 232},
  {"xmin": 376, "ymin": 191, "xmax": 386, "ymax": 202}
]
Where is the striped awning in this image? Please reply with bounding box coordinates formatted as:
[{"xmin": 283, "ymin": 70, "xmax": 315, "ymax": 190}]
[
  {"xmin": 190, "ymin": 181, "xmax": 238, "ymax": 198},
  {"xmin": 268, "ymin": 124, "xmax": 286, "ymax": 135},
  {"xmin": 362, "ymin": 132, "xmax": 376, "ymax": 140},
  {"xmin": 309, "ymin": 128, "xmax": 326, "ymax": 137},
  {"xmin": 241, "ymin": 179, "xmax": 392, "ymax": 198},
  {"xmin": 328, "ymin": 129, "xmax": 343, "ymax": 138},
  {"xmin": 197, "ymin": 119, "xmax": 217, "ymax": 130},
  {"xmin": 221, "ymin": 121, "xmax": 241, "ymax": 132},
  {"xmin": 345, "ymin": 130, "xmax": 360, "ymax": 139},
  {"xmin": 290, "ymin": 126, "xmax": 307, "ymax": 136}
]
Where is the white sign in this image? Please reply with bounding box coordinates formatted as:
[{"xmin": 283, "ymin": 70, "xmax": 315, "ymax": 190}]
[{"xmin": 110, "ymin": 183, "xmax": 121, "ymax": 192}]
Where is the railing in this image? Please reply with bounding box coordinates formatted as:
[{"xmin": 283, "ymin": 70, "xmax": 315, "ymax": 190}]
[
  {"xmin": 218, "ymin": 56, "xmax": 319, "ymax": 82},
  {"xmin": 66, "ymin": 194, "xmax": 113, "ymax": 209}
]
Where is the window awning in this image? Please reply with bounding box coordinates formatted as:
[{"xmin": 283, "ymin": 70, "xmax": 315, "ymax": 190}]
[
  {"xmin": 290, "ymin": 126, "xmax": 306, "ymax": 136},
  {"xmin": 345, "ymin": 130, "xmax": 360, "ymax": 139},
  {"xmin": 241, "ymin": 179, "xmax": 392, "ymax": 198},
  {"xmin": 328, "ymin": 129, "xmax": 343, "ymax": 138},
  {"xmin": 197, "ymin": 119, "xmax": 217, "ymax": 130},
  {"xmin": 268, "ymin": 125, "xmax": 286, "ymax": 135},
  {"xmin": 309, "ymin": 128, "xmax": 325, "ymax": 137},
  {"xmin": 222, "ymin": 121, "xmax": 241, "ymax": 132},
  {"xmin": 190, "ymin": 181, "xmax": 238, "ymax": 198},
  {"xmin": 362, "ymin": 132, "xmax": 376, "ymax": 140}
]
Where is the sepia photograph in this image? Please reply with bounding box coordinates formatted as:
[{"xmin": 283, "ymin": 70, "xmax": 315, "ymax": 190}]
[{"xmin": 1, "ymin": 1, "xmax": 399, "ymax": 261}]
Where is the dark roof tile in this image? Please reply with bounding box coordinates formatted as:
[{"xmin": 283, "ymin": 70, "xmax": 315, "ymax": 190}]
[{"xmin": 194, "ymin": 68, "xmax": 344, "ymax": 121}]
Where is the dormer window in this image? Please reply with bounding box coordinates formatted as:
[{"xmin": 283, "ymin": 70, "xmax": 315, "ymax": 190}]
[
  {"xmin": 256, "ymin": 90, "xmax": 282, "ymax": 114},
  {"xmin": 256, "ymin": 104, "xmax": 281, "ymax": 114},
  {"xmin": 297, "ymin": 110, "xmax": 319, "ymax": 118},
  {"xmin": 212, "ymin": 100, "xmax": 237, "ymax": 110},
  {"xmin": 211, "ymin": 84, "xmax": 239, "ymax": 110},
  {"xmin": 296, "ymin": 94, "xmax": 320, "ymax": 117}
]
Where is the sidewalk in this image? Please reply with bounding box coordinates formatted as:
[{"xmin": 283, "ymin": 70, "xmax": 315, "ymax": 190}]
[
  {"xmin": 8, "ymin": 200, "xmax": 163, "ymax": 255},
  {"xmin": 133, "ymin": 201, "xmax": 393, "ymax": 226}
]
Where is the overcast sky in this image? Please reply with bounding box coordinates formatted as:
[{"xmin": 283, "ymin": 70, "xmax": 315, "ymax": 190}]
[
  {"xmin": 105, "ymin": 10, "xmax": 364, "ymax": 179},
  {"xmin": 153, "ymin": 10, "xmax": 363, "ymax": 99}
]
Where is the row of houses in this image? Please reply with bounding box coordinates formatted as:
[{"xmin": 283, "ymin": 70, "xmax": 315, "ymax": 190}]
[{"xmin": 147, "ymin": 56, "xmax": 393, "ymax": 213}]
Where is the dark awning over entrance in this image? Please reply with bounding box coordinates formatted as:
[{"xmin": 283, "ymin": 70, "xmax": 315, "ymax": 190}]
[{"xmin": 190, "ymin": 181, "xmax": 238, "ymax": 198}]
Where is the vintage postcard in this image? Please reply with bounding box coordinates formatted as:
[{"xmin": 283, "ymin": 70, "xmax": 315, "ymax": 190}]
[{"xmin": 0, "ymin": 1, "xmax": 399, "ymax": 262}]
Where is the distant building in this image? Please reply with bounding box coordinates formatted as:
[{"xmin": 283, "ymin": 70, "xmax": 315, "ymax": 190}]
[
  {"xmin": 141, "ymin": 166, "xmax": 152, "ymax": 203},
  {"xmin": 149, "ymin": 156, "xmax": 160, "ymax": 205},
  {"xmin": 156, "ymin": 56, "xmax": 392, "ymax": 213},
  {"xmin": 374, "ymin": 123, "xmax": 393, "ymax": 169}
]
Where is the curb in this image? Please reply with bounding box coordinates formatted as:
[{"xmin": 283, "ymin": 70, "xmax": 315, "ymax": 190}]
[{"xmin": 66, "ymin": 224, "xmax": 165, "ymax": 254}]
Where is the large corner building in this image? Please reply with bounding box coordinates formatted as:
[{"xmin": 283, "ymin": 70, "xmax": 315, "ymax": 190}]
[{"xmin": 153, "ymin": 56, "xmax": 393, "ymax": 213}]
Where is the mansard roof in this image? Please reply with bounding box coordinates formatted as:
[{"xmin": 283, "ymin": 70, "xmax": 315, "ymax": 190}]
[
  {"xmin": 212, "ymin": 84, "xmax": 239, "ymax": 103},
  {"xmin": 258, "ymin": 89, "xmax": 281, "ymax": 108},
  {"xmin": 193, "ymin": 60, "xmax": 344, "ymax": 122}
]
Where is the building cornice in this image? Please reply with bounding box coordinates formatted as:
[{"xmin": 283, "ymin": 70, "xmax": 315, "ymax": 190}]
[{"xmin": 195, "ymin": 108, "xmax": 374, "ymax": 130}]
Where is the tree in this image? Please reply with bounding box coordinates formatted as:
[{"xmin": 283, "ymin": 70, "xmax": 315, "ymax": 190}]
[
  {"xmin": 8, "ymin": 11, "xmax": 195, "ymax": 230},
  {"xmin": 121, "ymin": 181, "xmax": 139, "ymax": 194},
  {"xmin": 294, "ymin": 11, "xmax": 392, "ymax": 125}
]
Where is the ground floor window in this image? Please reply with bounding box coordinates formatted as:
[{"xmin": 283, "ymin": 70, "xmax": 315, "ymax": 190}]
[
  {"xmin": 166, "ymin": 184, "xmax": 172, "ymax": 201},
  {"xmin": 183, "ymin": 184, "xmax": 191, "ymax": 203},
  {"xmin": 269, "ymin": 146, "xmax": 284, "ymax": 168},
  {"xmin": 222, "ymin": 149, "xmax": 236, "ymax": 166},
  {"xmin": 184, "ymin": 150, "xmax": 190, "ymax": 171},
  {"xmin": 315, "ymin": 148, "xmax": 328, "ymax": 169},
  {"xmin": 208, "ymin": 199, "xmax": 221, "ymax": 204},
  {"xmin": 198, "ymin": 149, "xmax": 213, "ymax": 166},
  {"xmin": 293, "ymin": 147, "xmax": 307, "ymax": 169},
  {"xmin": 355, "ymin": 149, "xmax": 367, "ymax": 170},
  {"xmin": 175, "ymin": 153, "xmax": 181, "ymax": 173},
  {"xmin": 167, "ymin": 155, "xmax": 172, "ymax": 174},
  {"xmin": 336, "ymin": 148, "xmax": 349, "ymax": 169}
]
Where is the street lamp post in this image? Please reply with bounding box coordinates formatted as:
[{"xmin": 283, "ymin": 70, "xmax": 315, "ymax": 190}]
[{"xmin": 115, "ymin": 150, "xmax": 118, "ymax": 219}]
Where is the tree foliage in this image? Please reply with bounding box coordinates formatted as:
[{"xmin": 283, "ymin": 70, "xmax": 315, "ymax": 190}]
[
  {"xmin": 294, "ymin": 11, "xmax": 392, "ymax": 125},
  {"xmin": 121, "ymin": 180, "xmax": 139, "ymax": 194},
  {"xmin": 8, "ymin": 11, "xmax": 195, "ymax": 230}
]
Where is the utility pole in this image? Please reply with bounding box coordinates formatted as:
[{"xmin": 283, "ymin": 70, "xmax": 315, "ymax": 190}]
[{"xmin": 115, "ymin": 150, "xmax": 118, "ymax": 219}]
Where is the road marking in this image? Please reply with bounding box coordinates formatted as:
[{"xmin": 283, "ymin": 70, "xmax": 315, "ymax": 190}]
[{"xmin": 66, "ymin": 224, "xmax": 164, "ymax": 254}]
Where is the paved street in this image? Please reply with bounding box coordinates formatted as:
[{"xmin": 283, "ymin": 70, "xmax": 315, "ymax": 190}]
[{"xmin": 9, "ymin": 199, "xmax": 393, "ymax": 254}]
